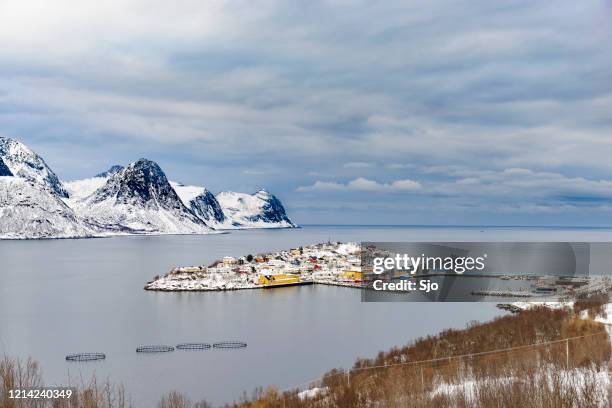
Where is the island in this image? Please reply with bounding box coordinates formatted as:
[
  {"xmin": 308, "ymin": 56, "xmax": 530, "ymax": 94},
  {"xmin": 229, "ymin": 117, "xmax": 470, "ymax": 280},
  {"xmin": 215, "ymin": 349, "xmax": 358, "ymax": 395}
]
[{"xmin": 144, "ymin": 241, "xmax": 363, "ymax": 291}]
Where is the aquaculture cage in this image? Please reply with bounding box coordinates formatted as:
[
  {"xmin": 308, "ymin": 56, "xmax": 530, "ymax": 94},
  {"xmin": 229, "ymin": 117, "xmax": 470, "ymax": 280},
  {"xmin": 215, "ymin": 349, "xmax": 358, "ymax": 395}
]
[
  {"xmin": 66, "ymin": 353, "xmax": 106, "ymax": 362},
  {"xmin": 136, "ymin": 345, "xmax": 175, "ymax": 353},
  {"xmin": 213, "ymin": 341, "xmax": 248, "ymax": 349},
  {"xmin": 176, "ymin": 343, "xmax": 211, "ymax": 350}
]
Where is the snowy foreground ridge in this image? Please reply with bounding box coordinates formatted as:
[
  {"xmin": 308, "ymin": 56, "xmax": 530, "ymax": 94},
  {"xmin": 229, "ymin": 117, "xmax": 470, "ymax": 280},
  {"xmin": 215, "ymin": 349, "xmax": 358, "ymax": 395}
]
[{"xmin": 0, "ymin": 136, "xmax": 296, "ymax": 239}]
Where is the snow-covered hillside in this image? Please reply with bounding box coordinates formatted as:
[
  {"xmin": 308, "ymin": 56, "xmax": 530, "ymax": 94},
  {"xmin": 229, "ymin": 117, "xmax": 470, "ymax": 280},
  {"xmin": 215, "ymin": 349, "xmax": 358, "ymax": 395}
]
[
  {"xmin": 216, "ymin": 190, "xmax": 297, "ymax": 228},
  {"xmin": 64, "ymin": 176, "xmax": 108, "ymax": 201},
  {"xmin": 0, "ymin": 136, "xmax": 68, "ymax": 197},
  {"xmin": 71, "ymin": 159, "xmax": 211, "ymax": 234},
  {"xmin": 171, "ymin": 182, "xmax": 226, "ymax": 225},
  {"xmin": 0, "ymin": 177, "xmax": 91, "ymax": 239}
]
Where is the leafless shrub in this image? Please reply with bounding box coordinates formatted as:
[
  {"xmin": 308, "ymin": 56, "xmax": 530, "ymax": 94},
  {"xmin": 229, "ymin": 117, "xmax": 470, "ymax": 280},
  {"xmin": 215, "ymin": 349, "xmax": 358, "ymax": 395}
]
[
  {"xmin": 157, "ymin": 391, "xmax": 192, "ymax": 408},
  {"xmin": 574, "ymin": 293, "xmax": 609, "ymax": 319},
  {"xmin": 229, "ymin": 308, "xmax": 611, "ymax": 408}
]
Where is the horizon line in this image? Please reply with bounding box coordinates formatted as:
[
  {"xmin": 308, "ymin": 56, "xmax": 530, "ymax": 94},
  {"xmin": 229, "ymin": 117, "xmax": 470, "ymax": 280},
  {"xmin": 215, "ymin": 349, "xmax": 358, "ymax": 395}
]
[{"xmin": 299, "ymin": 224, "xmax": 612, "ymax": 229}]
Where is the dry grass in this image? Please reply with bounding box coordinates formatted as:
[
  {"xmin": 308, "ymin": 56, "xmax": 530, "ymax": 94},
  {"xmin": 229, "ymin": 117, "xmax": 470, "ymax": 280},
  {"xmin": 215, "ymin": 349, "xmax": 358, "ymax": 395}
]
[
  {"xmin": 229, "ymin": 307, "xmax": 611, "ymax": 408},
  {"xmin": 574, "ymin": 293, "xmax": 609, "ymax": 320}
]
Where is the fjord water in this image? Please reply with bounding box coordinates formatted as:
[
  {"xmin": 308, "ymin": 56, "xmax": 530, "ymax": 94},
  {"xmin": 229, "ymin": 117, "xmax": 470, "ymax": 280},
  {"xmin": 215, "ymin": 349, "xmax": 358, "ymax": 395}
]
[{"xmin": 2, "ymin": 226, "xmax": 612, "ymax": 406}]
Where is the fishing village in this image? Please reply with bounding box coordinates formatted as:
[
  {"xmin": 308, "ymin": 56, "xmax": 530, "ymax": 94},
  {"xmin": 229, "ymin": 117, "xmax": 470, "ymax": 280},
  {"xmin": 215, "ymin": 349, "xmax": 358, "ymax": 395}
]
[{"xmin": 144, "ymin": 241, "xmax": 364, "ymax": 291}]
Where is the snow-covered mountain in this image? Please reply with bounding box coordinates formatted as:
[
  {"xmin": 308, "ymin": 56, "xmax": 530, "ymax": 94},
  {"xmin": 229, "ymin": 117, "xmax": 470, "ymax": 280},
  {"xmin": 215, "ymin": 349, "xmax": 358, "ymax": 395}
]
[
  {"xmin": 0, "ymin": 136, "xmax": 296, "ymax": 239},
  {"xmin": 0, "ymin": 177, "xmax": 91, "ymax": 239},
  {"xmin": 0, "ymin": 136, "xmax": 68, "ymax": 197},
  {"xmin": 171, "ymin": 182, "xmax": 226, "ymax": 225},
  {"xmin": 71, "ymin": 159, "xmax": 211, "ymax": 234},
  {"xmin": 172, "ymin": 183, "xmax": 296, "ymax": 229},
  {"xmin": 216, "ymin": 190, "xmax": 297, "ymax": 228}
]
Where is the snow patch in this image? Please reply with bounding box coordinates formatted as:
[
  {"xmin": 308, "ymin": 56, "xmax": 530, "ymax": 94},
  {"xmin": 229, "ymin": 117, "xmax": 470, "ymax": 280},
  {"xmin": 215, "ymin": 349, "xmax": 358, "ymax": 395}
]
[
  {"xmin": 298, "ymin": 387, "xmax": 327, "ymax": 400},
  {"xmin": 0, "ymin": 176, "xmax": 91, "ymax": 239},
  {"xmin": 171, "ymin": 182, "xmax": 206, "ymax": 205},
  {"xmin": 64, "ymin": 177, "xmax": 108, "ymax": 201}
]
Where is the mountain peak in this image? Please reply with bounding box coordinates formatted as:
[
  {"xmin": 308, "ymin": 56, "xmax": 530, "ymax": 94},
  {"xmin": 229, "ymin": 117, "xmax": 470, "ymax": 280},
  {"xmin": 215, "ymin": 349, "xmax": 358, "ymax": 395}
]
[
  {"xmin": 171, "ymin": 182, "xmax": 225, "ymax": 224},
  {"xmin": 0, "ymin": 136, "xmax": 68, "ymax": 197},
  {"xmin": 80, "ymin": 158, "xmax": 209, "ymax": 233},
  {"xmin": 93, "ymin": 158, "xmax": 172, "ymax": 205},
  {"xmin": 133, "ymin": 158, "xmax": 157, "ymax": 168},
  {"xmin": 95, "ymin": 164, "xmax": 124, "ymax": 178},
  {"xmin": 254, "ymin": 189, "xmax": 272, "ymax": 198}
]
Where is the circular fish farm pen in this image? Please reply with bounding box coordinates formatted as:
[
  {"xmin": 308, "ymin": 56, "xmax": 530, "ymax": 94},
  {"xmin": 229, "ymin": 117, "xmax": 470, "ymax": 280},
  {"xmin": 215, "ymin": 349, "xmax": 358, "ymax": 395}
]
[
  {"xmin": 136, "ymin": 345, "xmax": 175, "ymax": 353},
  {"xmin": 66, "ymin": 353, "xmax": 106, "ymax": 362},
  {"xmin": 176, "ymin": 343, "xmax": 211, "ymax": 350},
  {"xmin": 212, "ymin": 341, "xmax": 248, "ymax": 349}
]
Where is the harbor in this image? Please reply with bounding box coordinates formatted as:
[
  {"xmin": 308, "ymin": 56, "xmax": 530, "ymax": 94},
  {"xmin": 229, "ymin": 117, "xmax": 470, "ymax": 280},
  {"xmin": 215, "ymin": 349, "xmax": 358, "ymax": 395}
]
[{"xmin": 144, "ymin": 241, "xmax": 612, "ymax": 300}]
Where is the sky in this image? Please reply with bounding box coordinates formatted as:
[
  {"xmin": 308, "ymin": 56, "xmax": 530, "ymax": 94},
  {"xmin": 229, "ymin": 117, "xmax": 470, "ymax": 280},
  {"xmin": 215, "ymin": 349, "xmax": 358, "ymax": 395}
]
[{"xmin": 1, "ymin": 0, "xmax": 612, "ymax": 225}]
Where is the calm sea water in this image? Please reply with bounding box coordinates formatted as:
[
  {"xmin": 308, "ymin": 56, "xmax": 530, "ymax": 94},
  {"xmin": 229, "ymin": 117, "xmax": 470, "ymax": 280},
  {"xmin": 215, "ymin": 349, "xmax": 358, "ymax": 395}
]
[{"xmin": 2, "ymin": 225, "xmax": 612, "ymax": 406}]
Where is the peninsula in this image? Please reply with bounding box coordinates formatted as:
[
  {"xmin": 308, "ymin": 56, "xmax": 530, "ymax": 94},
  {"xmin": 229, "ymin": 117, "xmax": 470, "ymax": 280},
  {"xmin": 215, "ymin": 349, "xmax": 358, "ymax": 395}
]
[{"xmin": 144, "ymin": 241, "xmax": 363, "ymax": 291}]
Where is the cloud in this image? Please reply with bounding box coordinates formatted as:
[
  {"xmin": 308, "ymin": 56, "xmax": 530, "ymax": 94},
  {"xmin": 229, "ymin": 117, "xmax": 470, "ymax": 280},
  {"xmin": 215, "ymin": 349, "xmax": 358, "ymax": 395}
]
[
  {"xmin": 390, "ymin": 179, "xmax": 423, "ymax": 190},
  {"xmin": 296, "ymin": 181, "xmax": 345, "ymax": 192},
  {"xmin": 297, "ymin": 177, "xmax": 422, "ymax": 192},
  {"xmin": 430, "ymin": 167, "xmax": 612, "ymax": 212},
  {"xmin": 386, "ymin": 163, "xmax": 414, "ymax": 170},
  {"xmin": 0, "ymin": 1, "xmax": 611, "ymax": 223},
  {"xmin": 297, "ymin": 167, "xmax": 612, "ymax": 214},
  {"xmin": 343, "ymin": 162, "xmax": 374, "ymax": 169}
]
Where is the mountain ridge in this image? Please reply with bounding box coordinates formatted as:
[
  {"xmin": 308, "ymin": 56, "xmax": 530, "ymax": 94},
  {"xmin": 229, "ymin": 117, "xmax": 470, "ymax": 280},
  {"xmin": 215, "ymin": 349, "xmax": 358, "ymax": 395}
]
[
  {"xmin": 95, "ymin": 165, "xmax": 124, "ymax": 178},
  {"xmin": 0, "ymin": 137, "xmax": 297, "ymax": 239},
  {"xmin": 74, "ymin": 159, "xmax": 210, "ymax": 234}
]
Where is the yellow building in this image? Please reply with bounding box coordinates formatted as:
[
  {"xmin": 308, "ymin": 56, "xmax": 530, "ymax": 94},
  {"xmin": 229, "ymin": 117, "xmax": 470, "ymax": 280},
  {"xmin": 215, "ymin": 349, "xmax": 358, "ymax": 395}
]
[
  {"xmin": 342, "ymin": 271, "xmax": 363, "ymax": 281},
  {"xmin": 258, "ymin": 274, "xmax": 300, "ymax": 286}
]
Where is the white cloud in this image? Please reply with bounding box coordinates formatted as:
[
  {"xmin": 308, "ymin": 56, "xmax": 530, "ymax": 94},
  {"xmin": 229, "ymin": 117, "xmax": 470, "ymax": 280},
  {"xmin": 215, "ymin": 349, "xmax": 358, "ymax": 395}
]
[
  {"xmin": 386, "ymin": 163, "xmax": 414, "ymax": 170},
  {"xmin": 343, "ymin": 162, "xmax": 374, "ymax": 169},
  {"xmin": 298, "ymin": 167, "xmax": 612, "ymax": 213},
  {"xmin": 347, "ymin": 177, "xmax": 382, "ymax": 191},
  {"xmin": 390, "ymin": 179, "xmax": 422, "ymax": 190},
  {"xmin": 430, "ymin": 167, "xmax": 612, "ymax": 211},
  {"xmin": 297, "ymin": 177, "xmax": 422, "ymax": 192},
  {"xmin": 296, "ymin": 181, "xmax": 346, "ymax": 192},
  {"xmin": 1, "ymin": 0, "xmax": 611, "ymax": 223}
]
